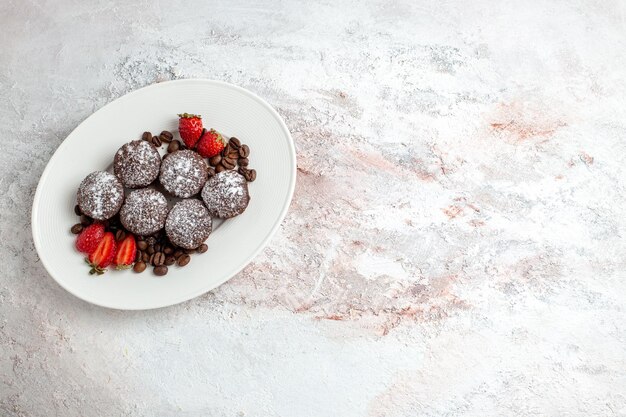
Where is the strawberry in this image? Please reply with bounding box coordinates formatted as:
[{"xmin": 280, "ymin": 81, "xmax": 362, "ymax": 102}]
[
  {"xmin": 197, "ymin": 129, "xmax": 226, "ymax": 158},
  {"xmin": 178, "ymin": 113, "xmax": 203, "ymax": 148},
  {"xmin": 75, "ymin": 223, "xmax": 105, "ymax": 254},
  {"xmin": 86, "ymin": 232, "xmax": 116, "ymax": 275},
  {"xmin": 114, "ymin": 234, "xmax": 136, "ymax": 269}
]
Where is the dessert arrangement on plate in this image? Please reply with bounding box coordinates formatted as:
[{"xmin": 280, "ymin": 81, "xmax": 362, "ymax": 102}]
[{"xmin": 71, "ymin": 113, "xmax": 256, "ymax": 277}]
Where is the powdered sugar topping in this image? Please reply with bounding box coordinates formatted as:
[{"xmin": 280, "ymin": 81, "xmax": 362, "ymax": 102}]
[
  {"xmin": 114, "ymin": 140, "xmax": 161, "ymax": 188},
  {"xmin": 201, "ymin": 170, "xmax": 250, "ymax": 219},
  {"xmin": 165, "ymin": 199, "xmax": 212, "ymax": 249},
  {"xmin": 159, "ymin": 150, "xmax": 208, "ymax": 198},
  {"xmin": 119, "ymin": 188, "xmax": 168, "ymax": 236},
  {"xmin": 76, "ymin": 171, "xmax": 124, "ymax": 220}
]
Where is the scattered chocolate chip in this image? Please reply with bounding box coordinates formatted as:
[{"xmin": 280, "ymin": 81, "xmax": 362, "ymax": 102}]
[
  {"xmin": 167, "ymin": 140, "xmax": 180, "ymax": 153},
  {"xmin": 196, "ymin": 243, "xmax": 208, "ymax": 253},
  {"xmin": 209, "ymin": 155, "xmax": 222, "ymax": 166},
  {"xmin": 159, "ymin": 131, "xmax": 173, "ymax": 142},
  {"xmin": 80, "ymin": 215, "xmax": 92, "ymax": 226},
  {"xmin": 74, "ymin": 204, "xmax": 82, "ymax": 216},
  {"xmin": 71, "ymin": 224, "xmax": 83, "ymax": 234},
  {"xmin": 134, "ymin": 261, "xmax": 147, "ymax": 273},
  {"xmin": 228, "ymin": 137, "xmax": 241, "ymax": 149},
  {"xmin": 115, "ymin": 229, "xmax": 126, "ymax": 242},
  {"xmin": 222, "ymin": 157, "xmax": 236, "ymax": 170},
  {"xmin": 238, "ymin": 157, "xmax": 249, "ymax": 167},
  {"xmin": 152, "ymin": 135, "xmax": 162, "ymax": 147},
  {"xmin": 207, "ymin": 167, "xmax": 216, "ymax": 177},
  {"xmin": 177, "ymin": 254, "xmax": 191, "ymax": 267},
  {"xmin": 137, "ymin": 240, "xmax": 148, "ymax": 251},
  {"xmin": 215, "ymin": 164, "xmax": 226, "ymax": 173},
  {"xmin": 154, "ymin": 265, "xmax": 168, "ymax": 276},
  {"xmin": 142, "ymin": 131, "xmax": 152, "ymax": 141},
  {"xmin": 239, "ymin": 144, "xmax": 250, "ymax": 158}
]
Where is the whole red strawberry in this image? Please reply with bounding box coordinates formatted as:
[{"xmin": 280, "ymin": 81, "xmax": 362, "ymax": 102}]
[
  {"xmin": 114, "ymin": 234, "xmax": 136, "ymax": 269},
  {"xmin": 75, "ymin": 223, "xmax": 105, "ymax": 254},
  {"xmin": 87, "ymin": 232, "xmax": 116, "ymax": 275},
  {"xmin": 197, "ymin": 129, "xmax": 225, "ymax": 158},
  {"xmin": 178, "ymin": 113, "xmax": 203, "ymax": 148}
]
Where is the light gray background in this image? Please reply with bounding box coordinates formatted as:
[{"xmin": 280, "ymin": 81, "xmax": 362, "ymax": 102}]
[{"xmin": 1, "ymin": 1, "xmax": 626, "ymax": 416}]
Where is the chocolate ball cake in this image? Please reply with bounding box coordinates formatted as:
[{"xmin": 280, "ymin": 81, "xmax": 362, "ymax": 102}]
[
  {"xmin": 165, "ymin": 199, "xmax": 212, "ymax": 249},
  {"xmin": 201, "ymin": 170, "xmax": 250, "ymax": 219},
  {"xmin": 119, "ymin": 188, "xmax": 168, "ymax": 236},
  {"xmin": 77, "ymin": 171, "xmax": 124, "ymax": 220},
  {"xmin": 159, "ymin": 150, "xmax": 208, "ymax": 198},
  {"xmin": 114, "ymin": 140, "xmax": 161, "ymax": 188}
]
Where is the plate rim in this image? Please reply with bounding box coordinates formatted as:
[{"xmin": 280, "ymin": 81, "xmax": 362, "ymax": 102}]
[{"xmin": 31, "ymin": 79, "xmax": 296, "ymax": 310}]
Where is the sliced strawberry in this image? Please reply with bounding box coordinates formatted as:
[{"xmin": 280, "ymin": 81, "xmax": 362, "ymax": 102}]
[
  {"xmin": 75, "ymin": 223, "xmax": 105, "ymax": 254},
  {"xmin": 114, "ymin": 234, "xmax": 136, "ymax": 269},
  {"xmin": 197, "ymin": 129, "xmax": 226, "ymax": 158},
  {"xmin": 178, "ymin": 113, "xmax": 203, "ymax": 148},
  {"xmin": 87, "ymin": 232, "xmax": 116, "ymax": 275}
]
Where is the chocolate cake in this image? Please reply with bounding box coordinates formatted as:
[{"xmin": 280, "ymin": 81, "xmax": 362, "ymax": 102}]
[
  {"xmin": 76, "ymin": 171, "xmax": 124, "ymax": 220},
  {"xmin": 159, "ymin": 150, "xmax": 208, "ymax": 198},
  {"xmin": 119, "ymin": 188, "xmax": 168, "ymax": 236},
  {"xmin": 165, "ymin": 199, "xmax": 212, "ymax": 249},
  {"xmin": 201, "ymin": 170, "xmax": 250, "ymax": 219},
  {"xmin": 114, "ymin": 140, "xmax": 161, "ymax": 188}
]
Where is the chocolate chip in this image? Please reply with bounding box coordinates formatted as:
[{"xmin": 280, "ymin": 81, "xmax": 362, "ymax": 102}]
[
  {"xmin": 196, "ymin": 243, "xmax": 208, "ymax": 253},
  {"xmin": 154, "ymin": 265, "xmax": 168, "ymax": 276},
  {"xmin": 142, "ymin": 131, "xmax": 152, "ymax": 141},
  {"xmin": 177, "ymin": 254, "xmax": 191, "ymax": 267},
  {"xmin": 153, "ymin": 252, "xmax": 165, "ymax": 266},
  {"xmin": 209, "ymin": 155, "xmax": 222, "ymax": 166},
  {"xmin": 152, "ymin": 135, "xmax": 162, "ymax": 147},
  {"xmin": 167, "ymin": 140, "xmax": 180, "ymax": 153},
  {"xmin": 74, "ymin": 204, "xmax": 82, "ymax": 216},
  {"xmin": 239, "ymin": 144, "xmax": 250, "ymax": 158},
  {"xmin": 228, "ymin": 137, "xmax": 241, "ymax": 149},
  {"xmin": 80, "ymin": 215, "xmax": 92, "ymax": 226},
  {"xmin": 137, "ymin": 241, "xmax": 148, "ymax": 251},
  {"xmin": 159, "ymin": 131, "xmax": 173, "ymax": 142},
  {"xmin": 134, "ymin": 261, "xmax": 146, "ymax": 273},
  {"xmin": 238, "ymin": 157, "xmax": 249, "ymax": 167},
  {"xmin": 71, "ymin": 224, "xmax": 83, "ymax": 234},
  {"xmin": 222, "ymin": 157, "xmax": 236, "ymax": 170},
  {"xmin": 207, "ymin": 167, "xmax": 216, "ymax": 177},
  {"xmin": 115, "ymin": 229, "xmax": 126, "ymax": 242},
  {"xmin": 215, "ymin": 164, "xmax": 226, "ymax": 173},
  {"xmin": 164, "ymin": 256, "xmax": 176, "ymax": 266}
]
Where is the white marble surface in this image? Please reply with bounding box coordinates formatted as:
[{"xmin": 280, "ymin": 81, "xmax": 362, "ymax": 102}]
[{"xmin": 2, "ymin": 0, "xmax": 626, "ymax": 415}]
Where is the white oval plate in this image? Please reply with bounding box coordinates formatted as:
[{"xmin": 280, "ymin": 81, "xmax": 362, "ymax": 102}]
[{"xmin": 32, "ymin": 79, "xmax": 296, "ymax": 310}]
